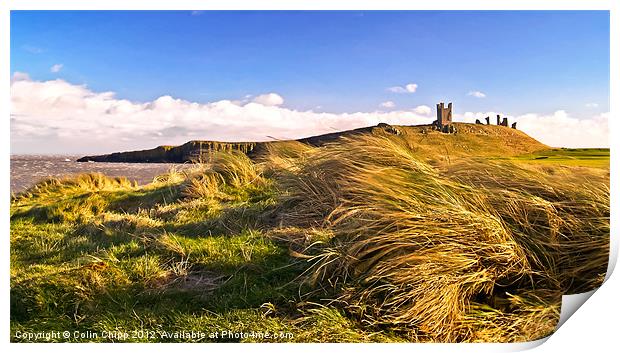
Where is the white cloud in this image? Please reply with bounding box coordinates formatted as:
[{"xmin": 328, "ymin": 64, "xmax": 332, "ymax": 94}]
[
  {"xmin": 585, "ymin": 103, "xmax": 599, "ymax": 108},
  {"xmin": 413, "ymin": 105, "xmax": 432, "ymax": 115},
  {"xmin": 513, "ymin": 111, "xmax": 608, "ymax": 148},
  {"xmin": 252, "ymin": 93, "xmax": 284, "ymax": 106},
  {"xmin": 467, "ymin": 91, "xmax": 486, "ymax": 98},
  {"xmin": 405, "ymin": 83, "xmax": 418, "ymax": 93},
  {"xmin": 10, "ymin": 76, "xmax": 608, "ymax": 153},
  {"xmin": 380, "ymin": 101, "xmax": 396, "ymax": 109},
  {"xmin": 10, "ymin": 77, "xmax": 434, "ymax": 154},
  {"xmin": 456, "ymin": 110, "xmax": 609, "ymax": 148},
  {"xmin": 387, "ymin": 83, "xmax": 418, "ymax": 93},
  {"xmin": 50, "ymin": 64, "xmax": 63, "ymax": 73}
]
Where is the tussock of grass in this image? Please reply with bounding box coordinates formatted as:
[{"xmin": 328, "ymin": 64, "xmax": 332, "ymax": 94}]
[
  {"xmin": 260, "ymin": 141, "xmax": 315, "ymax": 175},
  {"xmin": 270, "ymin": 134, "xmax": 608, "ymax": 342},
  {"xmin": 444, "ymin": 160, "xmax": 609, "ymax": 294},
  {"xmin": 10, "ymin": 133, "xmax": 609, "ymax": 342},
  {"xmin": 182, "ymin": 151, "xmax": 273, "ymax": 204}
]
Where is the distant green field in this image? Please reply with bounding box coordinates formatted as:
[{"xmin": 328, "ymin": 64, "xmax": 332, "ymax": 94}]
[{"xmin": 506, "ymin": 148, "xmax": 610, "ymax": 168}]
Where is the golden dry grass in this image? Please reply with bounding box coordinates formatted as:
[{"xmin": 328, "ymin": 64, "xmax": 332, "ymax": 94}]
[
  {"xmin": 11, "ymin": 130, "xmax": 609, "ymax": 342},
  {"xmin": 268, "ymin": 133, "xmax": 609, "ymax": 342}
]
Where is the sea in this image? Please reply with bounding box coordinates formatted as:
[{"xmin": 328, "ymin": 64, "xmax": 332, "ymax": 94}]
[{"xmin": 10, "ymin": 155, "xmax": 190, "ymax": 194}]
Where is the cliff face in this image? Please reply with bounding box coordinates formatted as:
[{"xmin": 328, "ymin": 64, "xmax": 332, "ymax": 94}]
[
  {"xmin": 76, "ymin": 123, "xmax": 548, "ymax": 163},
  {"xmin": 77, "ymin": 141, "xmax": 263, "ymax": 163}
]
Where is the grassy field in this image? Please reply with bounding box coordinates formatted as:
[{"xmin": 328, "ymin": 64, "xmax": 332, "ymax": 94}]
[
  {"xmin": 10, "ymin": 127, "xmax": 610, "ymax": 343},
  {"xmin": 505, "ymin": 148, "xmax": 610, "ymax": 168}
]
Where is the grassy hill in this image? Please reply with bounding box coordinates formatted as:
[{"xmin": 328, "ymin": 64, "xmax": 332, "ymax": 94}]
[
  {"xmin": 76, "ymin": 123, "xmax": 549, "ymax": 164},
  {"xmin": 11, "ymin": 126, "xmax": 609, "ymax": 342}
]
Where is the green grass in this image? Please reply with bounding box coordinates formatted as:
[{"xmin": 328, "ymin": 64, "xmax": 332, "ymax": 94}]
[
  {"xmin": 10, "ymin": 135, "xmax": 609, "ymax": 343},
  {"xmin": 11, "ymin": 158, "xmax": 398, "ymax": 343},
  {"xmin": 506, "ymin": 148, "xmax": 610, "ymax": 168}
]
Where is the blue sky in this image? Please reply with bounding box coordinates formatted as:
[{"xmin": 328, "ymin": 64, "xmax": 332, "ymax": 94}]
[
  {"xmin": 11, "ymin": 10, "xmax": 609, "ymax": 115},
  {"xmin": 10, "ymin": 11, "xmax": 610, "ymax": 153}
]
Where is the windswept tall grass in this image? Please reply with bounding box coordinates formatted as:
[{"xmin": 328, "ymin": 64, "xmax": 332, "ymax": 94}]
[
  {"xmin": 444, "ymin": 161, "xmax": 609, "ymax": 295},
  {"xmin": 270, "ymin": 134, "xmax": 609, "ymax": 342},
  {"xmin": 182, "ymin": 151, "xmax": 271, "ymax": 203},
  {"xmin": 10, "ymin": 132, "xmax": 609, "ymax": 343}
]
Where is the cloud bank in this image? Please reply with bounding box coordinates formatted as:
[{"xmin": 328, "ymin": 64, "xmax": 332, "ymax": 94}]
[
  {"xmin": 10, "ymin": 75, "xmax": 433, "ymax": 154},
  {"xmin": 457, "ymin": 110, "xmax": 609, "ymax": 148},
  {"xmin": 10, "ymin": 74, "xmax": 609, "ymax": 154}
]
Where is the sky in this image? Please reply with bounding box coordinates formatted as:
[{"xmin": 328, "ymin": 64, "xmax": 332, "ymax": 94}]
[{"xmin": 10, "ymin": 10, "xmax": 610, "ymax": 154}]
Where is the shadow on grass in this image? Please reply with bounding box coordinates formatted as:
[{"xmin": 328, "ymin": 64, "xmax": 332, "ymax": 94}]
[
  {"xmin": 11, "ymin": 182, "xmax": 185, "ymax": 224},
  {"xmin": 106, "ymin": 182, "xmax": 185, "ymax": 213}
]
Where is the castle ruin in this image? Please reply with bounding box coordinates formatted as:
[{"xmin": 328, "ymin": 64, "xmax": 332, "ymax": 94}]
[
  {"xmin": 494, "ymin": 114, "xmax": 517, "ymax": 129},
  {"xmin": 431, "ymin": 102, "xmax": 517, "ymax": 132},
  {"xmin": 432, "ymin": 102, "xmax": 456, "ymax": 133}
]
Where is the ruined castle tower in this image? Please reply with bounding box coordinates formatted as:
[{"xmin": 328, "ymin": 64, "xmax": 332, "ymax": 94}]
[
  {"xmin": 433, "ymin": 102, "xmax": 456, "ymax": 133},
  {"xmin": 436, "ymin": 102, "xmax": 453, "ymax": 127}
]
